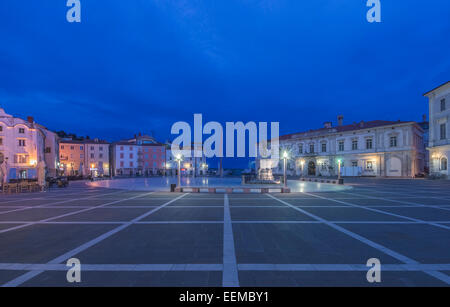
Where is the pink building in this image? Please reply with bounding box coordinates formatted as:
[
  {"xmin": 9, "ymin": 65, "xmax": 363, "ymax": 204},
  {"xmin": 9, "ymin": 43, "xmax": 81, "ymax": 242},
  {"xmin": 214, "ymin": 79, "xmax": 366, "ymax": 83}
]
[{"xmin": 111, "ymin": 134, "xmax": 166, "ymax": 176}]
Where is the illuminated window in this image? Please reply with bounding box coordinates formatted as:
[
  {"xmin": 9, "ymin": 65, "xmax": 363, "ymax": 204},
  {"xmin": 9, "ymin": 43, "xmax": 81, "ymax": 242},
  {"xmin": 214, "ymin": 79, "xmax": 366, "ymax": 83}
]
[{"xmin": 366, "ymin": 161, "xmax": 374, "ymax": 170}]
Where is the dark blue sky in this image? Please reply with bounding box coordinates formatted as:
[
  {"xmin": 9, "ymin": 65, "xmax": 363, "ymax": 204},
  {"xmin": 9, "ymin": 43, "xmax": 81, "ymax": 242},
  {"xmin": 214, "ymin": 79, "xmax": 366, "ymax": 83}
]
[{"xmin": 0, "ymin": 1, "xmax": 449, "ymax": 168}]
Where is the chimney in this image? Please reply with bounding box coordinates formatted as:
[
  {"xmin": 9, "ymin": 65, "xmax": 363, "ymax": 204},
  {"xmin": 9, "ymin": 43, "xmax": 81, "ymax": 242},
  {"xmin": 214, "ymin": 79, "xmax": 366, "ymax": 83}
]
[
  {"xmin": 324, "ymin": 122, "xmax": 332, "ymax": 129},
  {"xmin": 337, "ymin": 115, "xmax": 344, "ymax": 126},
  {"xmin": 27, "ymin": 116, "xmax": 34, "ymax": 123},
  {"xmin": 422, "ymin": 114, "xmax": 427, "ymax": 122}
]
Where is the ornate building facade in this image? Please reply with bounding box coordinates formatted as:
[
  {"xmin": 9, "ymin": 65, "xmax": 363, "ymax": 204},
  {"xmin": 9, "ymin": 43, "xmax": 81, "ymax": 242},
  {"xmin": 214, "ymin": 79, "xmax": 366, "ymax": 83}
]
[
  {"xmin": 0, "ymin": 107, "xmax": 59, "ymax": 181},
  {"xmin": 424, "ymin": 81, "xmax": 450, "ymax": 178},
  {"xmin": 263, "ymin": 116, "xmax": 425, "ymax": 178}
]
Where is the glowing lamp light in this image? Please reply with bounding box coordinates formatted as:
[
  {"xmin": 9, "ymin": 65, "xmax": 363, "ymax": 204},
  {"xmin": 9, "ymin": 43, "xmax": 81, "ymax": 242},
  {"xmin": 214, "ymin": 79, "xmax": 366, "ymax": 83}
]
[{"xmin": 283, "ymin": 151, "xmax": 289, "ymax": 159}]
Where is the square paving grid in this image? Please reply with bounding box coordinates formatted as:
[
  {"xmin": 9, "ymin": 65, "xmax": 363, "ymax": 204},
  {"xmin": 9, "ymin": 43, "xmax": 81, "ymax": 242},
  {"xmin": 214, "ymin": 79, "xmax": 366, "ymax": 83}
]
[{"xmin": 0, "ymin": 179, "xmax": 449, "ymax": 287}]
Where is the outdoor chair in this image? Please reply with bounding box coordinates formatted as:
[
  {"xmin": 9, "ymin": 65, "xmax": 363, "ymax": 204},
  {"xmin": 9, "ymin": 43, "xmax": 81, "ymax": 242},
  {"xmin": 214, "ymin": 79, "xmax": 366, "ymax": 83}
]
[{"xmin": 19, "ymin": 181, "xmax": 29, "ymax": 193}]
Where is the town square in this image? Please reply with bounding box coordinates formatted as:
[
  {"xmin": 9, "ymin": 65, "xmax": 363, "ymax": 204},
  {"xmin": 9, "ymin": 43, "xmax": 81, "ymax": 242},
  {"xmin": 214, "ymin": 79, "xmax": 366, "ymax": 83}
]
[{"xmin": 0, "ymin": 0, "xmax": 449, "ymax": 291}]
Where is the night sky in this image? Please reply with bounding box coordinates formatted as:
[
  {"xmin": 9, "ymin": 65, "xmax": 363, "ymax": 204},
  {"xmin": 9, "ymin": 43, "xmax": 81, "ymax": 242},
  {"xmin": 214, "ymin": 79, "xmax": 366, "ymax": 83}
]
[{"xmin": 0, "ymin": 1, "xmax": 449, "ymax": 168}]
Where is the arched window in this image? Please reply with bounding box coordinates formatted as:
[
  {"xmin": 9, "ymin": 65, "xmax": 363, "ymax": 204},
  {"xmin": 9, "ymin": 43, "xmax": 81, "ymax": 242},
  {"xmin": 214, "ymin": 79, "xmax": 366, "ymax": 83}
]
[{"xmin": 441, "ymin": 157, "xmax": 448, "ymax": 171}]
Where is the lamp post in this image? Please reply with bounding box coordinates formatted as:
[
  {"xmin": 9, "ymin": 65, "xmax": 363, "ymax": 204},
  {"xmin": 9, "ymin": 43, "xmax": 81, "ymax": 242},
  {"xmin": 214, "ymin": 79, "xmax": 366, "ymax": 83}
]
[
  {"xmin": 175, "ymin": 155, "xmax": 182, "ymax": 187},
  {"xmin": 283, "ymin": 151, "xmax": 288, "ymax": 188},
  {"xmin": 337, "ymin": 159, "xmax": 342, "ymax": 180},
  {"xmin": 300, "ymin": 160, "xmax": 305, "ymax": 178}
]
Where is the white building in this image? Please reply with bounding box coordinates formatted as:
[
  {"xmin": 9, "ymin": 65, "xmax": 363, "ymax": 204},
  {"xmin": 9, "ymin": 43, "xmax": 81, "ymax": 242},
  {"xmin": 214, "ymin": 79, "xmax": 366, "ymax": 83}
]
[
  {"xmin": 260, "ymin": 116, "xmax": 425, "ymax": 178},
  {"xmin": 111, "ymin": 134, "xmax": 166, "ymax": 176},
  {"xmin": 165, "ymin": 146, "xmax": 207, "ymax": 176},
  {"xmin": 424, "ymin": 81, "xmax": 450, "ymax": 178},
  {"xmin": 0, "ymin": 108, "xmax": 59, "ymax": 181},
  {"xmin": 111, "ymin": 141, "xmax": 139, "ymax": 176}
]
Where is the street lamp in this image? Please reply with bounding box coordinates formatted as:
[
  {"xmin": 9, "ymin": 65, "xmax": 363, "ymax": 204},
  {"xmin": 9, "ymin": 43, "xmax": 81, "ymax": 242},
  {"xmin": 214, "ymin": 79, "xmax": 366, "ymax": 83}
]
[
  {"xmin": 337, "ymin": 159, "xmax": 342, "ymax": 180},
  {"xmin": 300, "ymin": 160, "xmax": 305, "ymax": 178},
  {"xmin": 175, "ymin": 154, "xmax": 182, "ymax": 187},
  {"xmin": 283, "ymin": 151, "xmax": 289, "ymax": 187}
]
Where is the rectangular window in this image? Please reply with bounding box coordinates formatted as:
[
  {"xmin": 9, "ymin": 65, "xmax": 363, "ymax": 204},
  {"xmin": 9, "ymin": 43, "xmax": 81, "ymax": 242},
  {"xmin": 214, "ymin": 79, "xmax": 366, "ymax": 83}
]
[
  {"xmin": 91, "ymin": 146, "xmax": 94, "ymax": 151},
  {"xmin": 338, "ymin": 141, "xmax": 344, "ymax": 151},
  {"xmin": 120, "ymin": 161, "xmax": 124, "ymax": 167},
  {"xmin": 352, "ymin": 161, "xmax": 358, "ymax": 167},
  {"xmin": 299, "ymin": 144, "xmax": 303, "ymax": 154},
  {"xmin": 99, "ymin": 147, "xmax": 103, "ymax": 151},
  {"xmin": 90, "ymin": 153, "xmax": 94, "ymax": 159},
  {"xmin": 352, "ymin": 140, "xmax": 358, "ymax": 150},
  {"xmin": 130, "ymin": 153, "xmax": 133, "ymax": 159},
  {"xmin": 366, "ymin": 138, "xmax": 373, "ymax": 150},
  {"xmin": 440, "ymin": 123, "xmax": 447, "ymax": 140},
  {"xmin": 321, "ymin": 143, "xmax": 326, "ymax": 152},
  {"xmin": 18, "ymin": 139, "xmax": 26, "ymax": 146},
  {"xmin": 80, "ymin": 146, "xmax": 83, "ymax": 150},
  {"xmin": 366, "ymin": 161, "xmax": 374, "ymax": 170},
  {"xmin": 390, "ymin": 136, "xmax": 397, "ymax": 147},
  {"xmin": 0, "ymin": 137, "xmax": 2, "ymax": 145},
  {"xmin": 0, "ymin": 126, "xmax": 3, "ymax": 132},
  {"xmin": 99, "ymin": 154, "xmax": 103, "ymax": 159},
  {"xmin": 61, "ymin": 145, "xmax": 65, "ymax": 150},
  {"xmin": 130, "ymin": 161, "xmax": 134, "ymax": 167},
  {"xmin": 120, "ymin": 153, "xmax": 124, "ymax": 159},
  {"xmin": 19, "ymin": 128, "xmax": 25, "ymax": 134},
  {"xmin": 70, "ymin": 146, "xmax": 74, "ymax": 150},
  {"xmin": 309, "ymin": 144, "xmax": 314, "ymax": 153},
  {"xmin": 120, "ymin": 146, "xmax": 124, "ymax": 151},
  {"xmin": 441, "ymin": 99, "xmax": 446, "ymax": 112}
]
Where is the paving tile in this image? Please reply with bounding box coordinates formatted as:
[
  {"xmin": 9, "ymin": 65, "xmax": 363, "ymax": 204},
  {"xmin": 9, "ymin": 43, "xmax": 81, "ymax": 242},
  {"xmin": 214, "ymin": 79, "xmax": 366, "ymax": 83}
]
[
  {"xmin": 238, "ymin": 271, "xmax": 448, "ymax": 287},
  {"xmin": 233, "ymin": 223, "xmax": 402, "ymax": 264},
  {"xmin": 339, "ymin": 224, "xmax": 450, "ymax": 264},
  {"xmin": 22, "ymin": 270, "xmax": 222, "ymax": 287},
  {"xmin": 231, "ymin": 207, "xmax": 314, "ymax": 221},
  {"xmin": 72, "ymin": 224, "xmax": 223, "ymax": 264}
]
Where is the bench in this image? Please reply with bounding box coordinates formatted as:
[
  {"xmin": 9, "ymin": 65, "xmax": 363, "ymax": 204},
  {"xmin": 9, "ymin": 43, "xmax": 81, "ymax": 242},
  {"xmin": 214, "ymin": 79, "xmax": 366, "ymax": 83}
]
[{"xmin": 174, "ymin": 186, "xmax": 290, "ymax": 194}]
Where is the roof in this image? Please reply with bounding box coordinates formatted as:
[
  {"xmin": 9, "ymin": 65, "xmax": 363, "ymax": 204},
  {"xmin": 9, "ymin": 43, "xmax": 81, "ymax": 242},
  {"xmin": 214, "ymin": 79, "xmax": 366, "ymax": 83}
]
[
  {"xmin": 60, "ymin": 139, "xmax": 109, "ymax": 145},
  {"xmin": 279, "ymin": 120, "xmax": 416, "ymax": 141},
  {"xmin": 423, "ymin": 81, "xmax": 450, "ymax": 96}
]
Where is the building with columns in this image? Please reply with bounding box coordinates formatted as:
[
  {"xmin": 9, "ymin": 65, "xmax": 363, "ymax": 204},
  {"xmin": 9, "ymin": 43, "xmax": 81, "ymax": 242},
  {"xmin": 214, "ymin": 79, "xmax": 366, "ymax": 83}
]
[
  {"xmin": 424, "ymin": 81, "xmax": 450, "ymax": 178},
  {"xmin": 260, "ymin": 116, "xmax": 425, "ymax": 178},
  {"xmin": 0, "ymin": 107, "xmax": 59, "ymax": 181}
]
